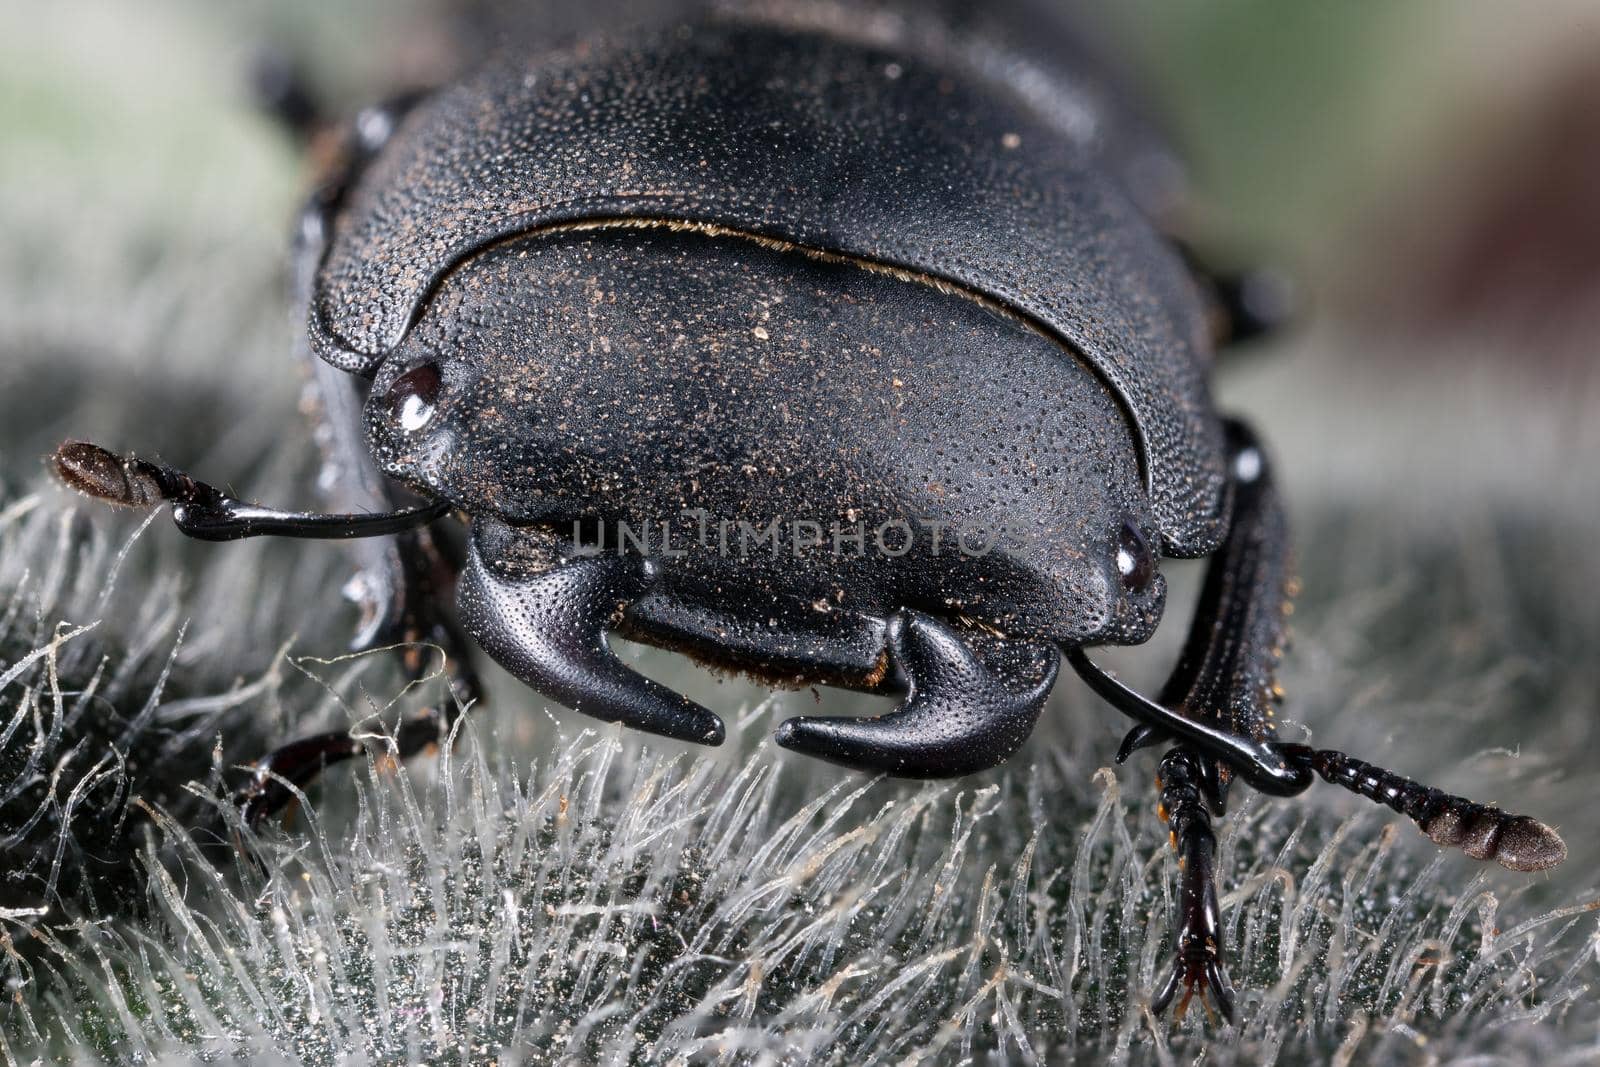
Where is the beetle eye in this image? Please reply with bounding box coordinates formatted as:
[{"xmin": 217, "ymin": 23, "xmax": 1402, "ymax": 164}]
[
  {"xmin": 1115, "ymin": 520, "xmax": 1155, "ymax": 593},
  {"xmin": 387, "ymin": 362, "xmax": 442, "ymax": 433}
]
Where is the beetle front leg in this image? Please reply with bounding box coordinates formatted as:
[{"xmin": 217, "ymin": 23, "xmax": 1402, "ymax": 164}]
[
  {"xmin": 235, "ymin": 704, "xmax": 458, "ymax": 825},
  {"xmin": 1069, "ymin": 417, "xmax": 1296, "ymax": 1021},
  {"xmin": 48, "ymin": 441, "xmax": 477, "ymax": 823},
  {"xmin": 285, "ymin": 84, "xmax": 478, "ymax": 704},
  {"xmin": 1068, "ymin": 418, "xmax": 1309, "ymax": 799},
  {"xmin": 1068, "ymin": 417, "xmax": 1565, "ymax": 1019}
]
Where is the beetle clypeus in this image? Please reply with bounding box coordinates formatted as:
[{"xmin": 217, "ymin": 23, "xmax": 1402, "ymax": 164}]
[{"xmin": 52, "ymin": 1, "xmax": 1564, "ymax": 1023}]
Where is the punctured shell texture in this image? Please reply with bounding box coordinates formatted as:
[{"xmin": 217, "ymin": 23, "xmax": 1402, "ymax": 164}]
[{"xmin": 366, "ymin": 227, "xmax": 1167, "ymax": 648}]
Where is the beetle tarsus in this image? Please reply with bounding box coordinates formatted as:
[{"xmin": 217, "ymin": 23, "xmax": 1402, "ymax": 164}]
[
  {"xmin": 1072, "ymin": 415, "xmax": 1562, "ymax": 1018},
  {"xmin": 775, "ymin": 611, "xmax": 1058, "ymax": 778},
  {"xmin": 1149, "ymin": 747, "xmax": 1236, "ymax": 1025},
  {"xmin": 1072, "ymin": 418, "xmax": 1294, "ymax": 1020}
]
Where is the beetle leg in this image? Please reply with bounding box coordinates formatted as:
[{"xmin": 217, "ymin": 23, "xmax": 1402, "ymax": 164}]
[
  {"xmin": 297, "ymin": 356, "xmax": 483, "ymax": 704},
  {"xmin": 773, "ymin": 610, "xmax": 1058, "ymax": 777},
  {"xmin": 282, "ymin": 83, "xmax": 480, "ymax": 707},
  {"xmin": 1070, "ymin": 650, "xmax": 1310, "ymax": 798},
  {"xmin": 1067, "ymin": 419, "xmax": 1313, "ymax": 798},
  {"xmin": 1067, "ymin": 417, "xmax": 1565, "ymax": 1019},
  {"xmin": 1171, "ymin": 239, "xmax": 1295, "ymax": 347},
  {"xmin": 456, "ymin": 525, "xmax": 725, "ymax": 746},
  {"xmin": 1115, "ymin": 722, "xmax": 1164, "ymax": 763},
  {"xmin": 235, "ymin": 704, "xmax": 457, "ymax": 825},
  {"xmin": 1065, "ymin": 418, "xmax": 1293, "ymax": 1021},
  {"xmin": 1064, "ymin": 422, "xmax": 1565, "ymax": 869},
  {"xmin": 249, "ymin": 46, "xmax": 323, "ymax": 142},
  {"xmin": 1150, "ymin": 746, "xmax": 1235, "ymax": 1024}
]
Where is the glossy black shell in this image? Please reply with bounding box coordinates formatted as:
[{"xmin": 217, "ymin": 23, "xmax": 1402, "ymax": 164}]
[{"xmin": 309, "ymin": 13, "xmax": 1231, "ymax": 559}]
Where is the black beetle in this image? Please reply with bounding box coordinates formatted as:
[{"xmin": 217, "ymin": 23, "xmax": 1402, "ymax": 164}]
[{"xmin": 51, "ymin": 1, "xmax": 1564, "ymax": 1023}]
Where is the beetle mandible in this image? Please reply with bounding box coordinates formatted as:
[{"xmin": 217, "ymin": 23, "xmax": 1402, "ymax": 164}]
[{"xmin": 50, "ymin": 1, "xmax": 1565, "ymax": 1022}]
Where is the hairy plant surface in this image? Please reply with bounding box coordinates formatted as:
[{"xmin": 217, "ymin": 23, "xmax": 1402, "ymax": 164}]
[{"xmin": 1, "ymin": 493, "xmax": 1596, "ymax": 1064}]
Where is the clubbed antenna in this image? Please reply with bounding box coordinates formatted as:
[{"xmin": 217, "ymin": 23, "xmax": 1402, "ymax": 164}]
[
  {"xmin": 1278, "ymin": 744, "xmax": 1566, "ymax": 872},
  {"xmin": 52, "ymin": 439, "xmax": 179, "ymax": 509},
  {"xmin": 50, "ymin": 439, "xmax": 450, "ymax": 542}
]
